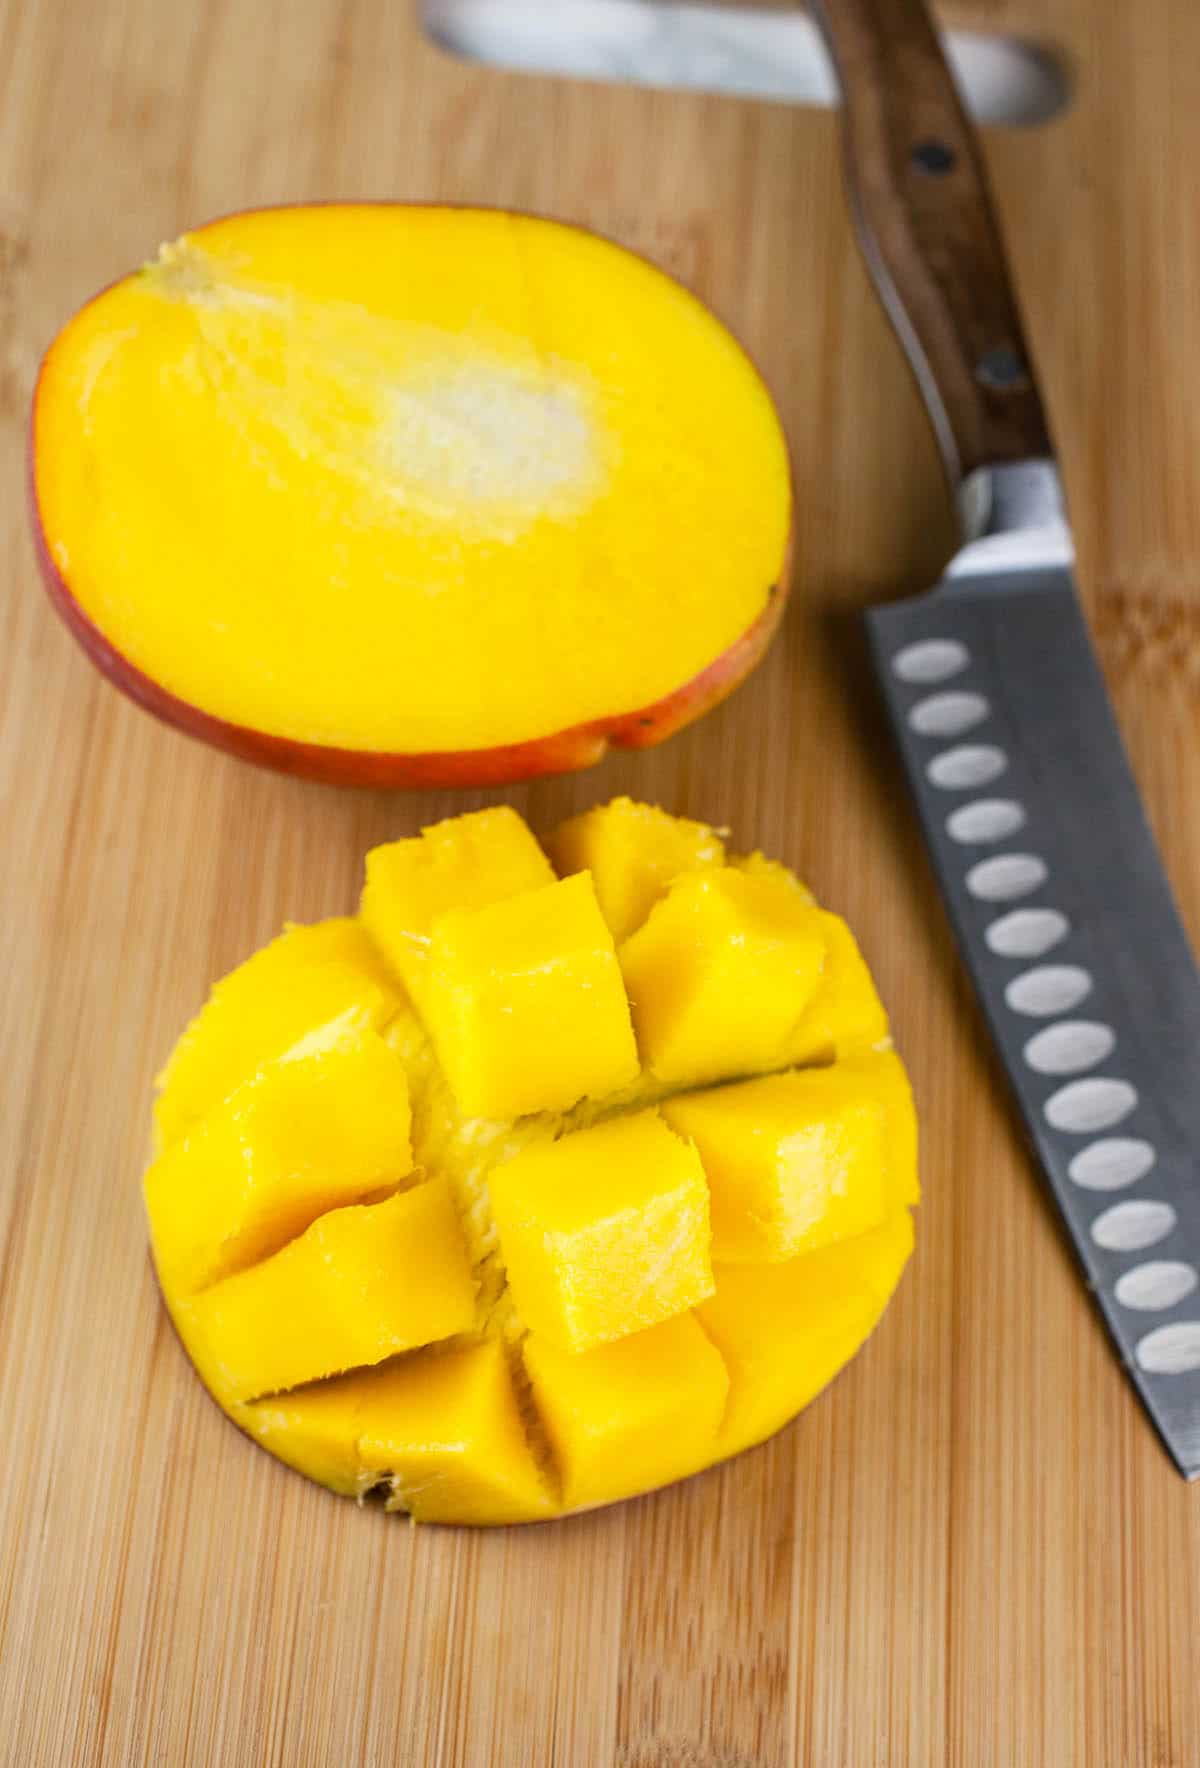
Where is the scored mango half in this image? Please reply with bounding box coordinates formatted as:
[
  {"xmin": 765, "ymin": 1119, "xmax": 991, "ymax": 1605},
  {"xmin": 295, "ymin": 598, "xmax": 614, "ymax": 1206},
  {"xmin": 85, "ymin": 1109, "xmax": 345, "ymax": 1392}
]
[{"xmin": 145, "ymin": 798, "xmax": 917, "ymax": 1524}]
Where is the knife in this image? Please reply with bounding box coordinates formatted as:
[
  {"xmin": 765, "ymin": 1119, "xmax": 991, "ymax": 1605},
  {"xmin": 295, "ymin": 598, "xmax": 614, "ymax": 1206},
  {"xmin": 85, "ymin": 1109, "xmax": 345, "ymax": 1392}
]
[
  {"xmin": 812, "ymin": 0, "xmax": 1200, "ymax": 1478},
  {"xmin": 425, "ymin": 0, "xmax": 1068, "ymax": 128}
]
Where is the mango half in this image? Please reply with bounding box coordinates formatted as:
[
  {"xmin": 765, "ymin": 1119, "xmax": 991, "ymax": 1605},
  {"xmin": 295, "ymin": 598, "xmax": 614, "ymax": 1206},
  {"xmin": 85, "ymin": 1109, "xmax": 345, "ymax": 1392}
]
[
  {"xmin": 32, "ymin": 206, "xmax": 791, "ymax": 786},
  {"xmin": 145, "ymin": 800, "xmax": 916, "ymax": 1524}
]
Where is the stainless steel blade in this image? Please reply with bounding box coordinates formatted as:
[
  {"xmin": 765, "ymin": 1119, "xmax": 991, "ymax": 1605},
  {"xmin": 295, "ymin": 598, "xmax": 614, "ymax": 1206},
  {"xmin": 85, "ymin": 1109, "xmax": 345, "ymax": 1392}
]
[{"xmin": 868, "ymin": 464, "xmax": 1200, "ymax": 1477}]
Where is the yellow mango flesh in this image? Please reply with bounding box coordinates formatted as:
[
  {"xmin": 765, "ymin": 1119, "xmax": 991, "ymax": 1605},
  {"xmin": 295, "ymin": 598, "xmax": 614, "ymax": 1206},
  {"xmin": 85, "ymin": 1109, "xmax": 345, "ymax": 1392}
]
[
  {"xmin": 424, "ymin": 872, "xmax": 639, "ymax": 1118},
  {"xmin": 183, "ymin": 1179, "xmax": 475, "ymax": 1403},
  {"xmin": 144, "ymin": 800, "xmax": 916, "ymax": 1524},
  {"xmin": 860, "ymin": 1049, "xmax": 921, "ymax": 1206},
  {"xmin": 488, "ymin": 1110, "xmax": 714, "ymax": 1353},
  {"xmin": 661, "ymin": 1063, "xmax": 893, "ymax": 1264},
  {"xmin": 361, "ymin": 807, "xmax": 554, "ymax": 1011},
  {"xmin": 244, "ymin": 1378, "xmax": 375, "ymax": 1497},
  {"xmin": 524, "ymin": 1312, "xmax": 729, "ymax": 1510},
  {"xmin": 356, "ymin": 1341, "xmax": 556, "ymax": 1524},
  {"xmin": 145, "ymin": 1020, "xmax": 414, "ymax": 1294},
  {"xmin": 245, "ymin": 1340, "xmax": 554, "ymax": 1521},
  {"xmin": 730, "ymin": 850, "xmax": 816, "ymax": 903},
  {"xmin": 35, "ymin": 206, "xmax": 791, "ymax": 754},
  {"xmin": 154, "ymin": 919, "xmax": 400, "ymax": 1149},
  {"xmin": 546, "ymin": 796, "xmax": 726, "ymax": 943},
  {"xmin": 785, "ymin": 912, "xmax": 890, "ymax": 1066},
  {"xmin": 619, "ymin": 870, "xmax": 827, "ymax": 1087},
  {"xmin": 698, "ymin": 1210, "xmax": 915, "ymax": 1457}
]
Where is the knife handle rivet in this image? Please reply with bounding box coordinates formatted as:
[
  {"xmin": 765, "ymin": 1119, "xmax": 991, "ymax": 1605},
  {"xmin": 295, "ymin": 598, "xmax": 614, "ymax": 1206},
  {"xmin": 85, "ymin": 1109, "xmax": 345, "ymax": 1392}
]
[
  {"xmin": 910, "ymin": 137, "xmax": 956, "ymax": 176},
  {"xmin": 975, "ymin": 343, "xmax": 1031, "ymax": 391}
]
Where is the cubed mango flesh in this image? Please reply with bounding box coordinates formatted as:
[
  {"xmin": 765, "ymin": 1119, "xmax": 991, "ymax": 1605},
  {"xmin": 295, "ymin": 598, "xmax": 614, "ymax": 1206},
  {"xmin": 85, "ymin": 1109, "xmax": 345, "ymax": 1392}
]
[
  {"xmin": 661, "ymin": 1061, "xmax": 893, "ymax": 1263},
  {"xmin": 356, "ymin": 1340, "xmax": 556, "ymax": 1524},
  {"xmin": 245, "ymin": 1374, "xmax": 375, "ymax": 1497},
  {"xmin": 245, "ymin": 1338, "xmax": 555, "ymax": 1521},
  {"xmin": 784, "ymin": 912, "xmax": 889, "ymax": 1065},
  {"xmin": 546, "ymin": 796, "xmax": 725, "ymax": 943},
  {"xmin": 697, "ymin": 1209, "xmax": 915, "ymax": 1456},
  {"xmin": 361, "ymin": 807, "xmax": 554, "ymax": 1010},
  {"xmin": 143, "ymin": 800, "xmax": 916, "ymax": 1524},
  {"xmin": 154, "ymin": 918, "xmax": 399, "ymax": 1148},
  {"xmin": 619, "ymin": 870, "xmax": 826, "ymax": 1086},
  {"xmin": 488, "ymin": 1110, "xmax": 714, "ymax": 1352},
  {"xmin": 424, "ymin": 871, "xmax": 639, "ymax": 1118},
  {"xmin": 144, "ymin": 1020, "xmax": 414, "ymax": 1294},
  {"xmin": 183, "ymin": 1177, "xmax": 475, "ymax": 1402},
  {"xmin": 523, "ymin": 1312, "xmax": 729, "ymax": 1510},
  {"xmin": 865, "ymin": 1049, "xmax": 921, "ymax": 1206},
  {"xmin": 730, "ymin": 849, "xmax": 816, "ymax": 903}
]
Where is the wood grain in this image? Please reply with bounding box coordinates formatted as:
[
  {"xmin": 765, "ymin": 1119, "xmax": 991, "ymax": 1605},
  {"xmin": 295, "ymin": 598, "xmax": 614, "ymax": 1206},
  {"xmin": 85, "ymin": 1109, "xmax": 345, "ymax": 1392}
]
[{"xmin": 1, "ymin": 1, "xmax": 1199, "ymax": 1763}]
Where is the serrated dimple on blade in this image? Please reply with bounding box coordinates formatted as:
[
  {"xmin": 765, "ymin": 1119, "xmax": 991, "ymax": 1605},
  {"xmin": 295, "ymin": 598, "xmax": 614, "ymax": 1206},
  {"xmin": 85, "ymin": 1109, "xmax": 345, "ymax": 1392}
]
[{"xmin": 868, "ymin": 565, "xmax": 1200, "ymax": 1478}]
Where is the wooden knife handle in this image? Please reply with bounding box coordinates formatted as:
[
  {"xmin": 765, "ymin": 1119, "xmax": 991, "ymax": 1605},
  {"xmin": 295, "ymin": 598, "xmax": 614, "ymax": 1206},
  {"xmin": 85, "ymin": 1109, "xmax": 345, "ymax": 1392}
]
[{"xmin": 812, "ymin": 0, "xmax": 1053, "ymax": 484}]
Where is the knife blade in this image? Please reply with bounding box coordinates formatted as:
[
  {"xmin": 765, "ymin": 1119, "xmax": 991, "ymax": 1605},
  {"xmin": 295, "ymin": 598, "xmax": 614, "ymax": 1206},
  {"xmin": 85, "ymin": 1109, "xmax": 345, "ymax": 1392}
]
[
  {"xmin": 814, "ymin": 0, "xmax": 1200, "ymax": 1476},
  {"xmin": 424, "ymin": 0, "xmax": 1068, "ymax": 127}
]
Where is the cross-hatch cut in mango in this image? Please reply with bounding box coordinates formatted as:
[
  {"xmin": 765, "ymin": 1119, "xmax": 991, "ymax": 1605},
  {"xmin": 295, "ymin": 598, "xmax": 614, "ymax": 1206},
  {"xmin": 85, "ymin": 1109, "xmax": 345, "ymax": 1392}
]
[
  {"xmin": 33, "ymin": 206, "xmax": 792, "ymax": 786},
  {"xmin": 145, "ymin": 798, "xmax": 918, "ymax": 1525}
]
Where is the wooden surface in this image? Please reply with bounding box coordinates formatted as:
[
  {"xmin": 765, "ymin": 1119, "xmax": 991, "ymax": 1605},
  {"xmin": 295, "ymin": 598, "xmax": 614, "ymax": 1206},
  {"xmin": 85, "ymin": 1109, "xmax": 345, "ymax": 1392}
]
[{"xmin": 2, "ymin": 1, "xmax": 1199, "ymax": 1762}]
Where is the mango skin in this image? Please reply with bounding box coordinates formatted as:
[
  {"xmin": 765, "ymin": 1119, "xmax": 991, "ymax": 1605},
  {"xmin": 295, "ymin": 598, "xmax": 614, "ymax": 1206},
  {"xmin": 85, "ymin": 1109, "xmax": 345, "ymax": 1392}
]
[{"xmin": 145, "ymin": 802, "xmax": 916, "ymax": 1524}]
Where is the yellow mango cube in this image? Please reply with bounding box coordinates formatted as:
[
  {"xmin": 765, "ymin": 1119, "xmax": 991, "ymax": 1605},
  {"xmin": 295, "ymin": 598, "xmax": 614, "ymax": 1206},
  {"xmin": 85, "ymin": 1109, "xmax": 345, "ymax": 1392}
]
[
  {"xmin": 356, "ymin": 1341, "xmax": 555, "ymax": 1524},
  {"xmin": 185, "ymin": 1178, "xmax": 475, "ymax": 1403},
  {"xmin": 424, "ymin": 872, "xmax": 639, "ymax": 1118},
  {"xmin": 546, "ymin": 796, "xmax": 726, "ymax": 942},
  {"xmin": 662, "ymin": 1060, "xmax": 891, "ymax": 1263},
  {"xmin": 697, "ymin": 1209, "xmax": 914, "ymax": 1455},
  {"xmin": 488, "ymin": 1109, "xmax": 714, "ymax": 1352},
  {"xmin": 154, "ymin": 918, "xmax": 399, "ymax": 1148},
  {"xmin": 785, "ymin": 912, "xmax": 889, "ymax": 1066},
  {"xmin": 144, "ymin": 1020, "xmax": 414, "ymax": 1294},
  {"xmin": 246, "ymin": 1373, "xmax": 375, "ymax": 1497},
  {"xmin": 731, "ymin": 849, "xmax": 816, "ymax": 904},
  {"xmin": 523, "ymin": 1312, "xmax": 729, "ymax": 1510},
  {"xmin": 361, "ymin": 807, "xmax": 554, "ymax": 1009},
  {"xmin": 619, "ymin": 870, "xmax": 826, "ymax": 1087}
]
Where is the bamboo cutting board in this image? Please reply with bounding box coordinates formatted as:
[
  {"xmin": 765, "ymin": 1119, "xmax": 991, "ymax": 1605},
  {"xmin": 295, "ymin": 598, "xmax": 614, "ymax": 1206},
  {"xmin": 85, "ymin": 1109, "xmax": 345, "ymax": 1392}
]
[{"xmin": 2, "ymin": 1, "xmax": 1199, "ymax": 1762}]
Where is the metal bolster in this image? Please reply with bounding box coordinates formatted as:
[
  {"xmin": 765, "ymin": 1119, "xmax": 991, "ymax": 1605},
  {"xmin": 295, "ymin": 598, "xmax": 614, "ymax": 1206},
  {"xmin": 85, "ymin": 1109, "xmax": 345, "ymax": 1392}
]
[{"xmin": 950, "ymin": 460, "xmax": 1074, "ymax": 580}]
